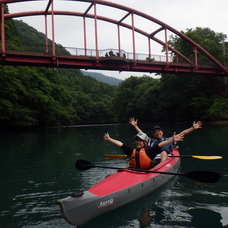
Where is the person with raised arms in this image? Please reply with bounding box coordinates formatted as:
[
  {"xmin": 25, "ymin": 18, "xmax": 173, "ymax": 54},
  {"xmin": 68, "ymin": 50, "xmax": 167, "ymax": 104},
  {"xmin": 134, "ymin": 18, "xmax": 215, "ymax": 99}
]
[
  {"xmin": 103, "ymin": 131, "xmax": 184, "ymax": 169},
  {"xmin": 129, "ymin": 118, "xmax": 202, "ymax": 161}
]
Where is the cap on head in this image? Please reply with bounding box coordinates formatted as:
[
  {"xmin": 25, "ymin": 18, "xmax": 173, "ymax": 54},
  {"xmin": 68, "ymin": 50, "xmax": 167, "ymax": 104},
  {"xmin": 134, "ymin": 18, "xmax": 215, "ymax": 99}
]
[
  {"xmin": 134, "ymin": 132, "xmax": 148, "ymax": 141},
  {"xmin": 152, "ymin": 125, "xmax": 162, "ymax": 133}
]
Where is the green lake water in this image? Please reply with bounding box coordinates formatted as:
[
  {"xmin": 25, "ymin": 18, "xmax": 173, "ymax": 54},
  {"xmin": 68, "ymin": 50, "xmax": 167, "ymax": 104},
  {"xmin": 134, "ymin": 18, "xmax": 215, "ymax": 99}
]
[{"xmin": 0, "ymin": 122, "xmax": 227, "ymax": 228}]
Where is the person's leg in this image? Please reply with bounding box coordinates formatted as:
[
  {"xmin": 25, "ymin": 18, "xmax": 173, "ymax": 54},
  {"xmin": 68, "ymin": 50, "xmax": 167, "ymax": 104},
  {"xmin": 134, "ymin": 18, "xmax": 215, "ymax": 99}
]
[{"xmin": 160, "ymin": 151, "xmax": 168, "ymax": 162}]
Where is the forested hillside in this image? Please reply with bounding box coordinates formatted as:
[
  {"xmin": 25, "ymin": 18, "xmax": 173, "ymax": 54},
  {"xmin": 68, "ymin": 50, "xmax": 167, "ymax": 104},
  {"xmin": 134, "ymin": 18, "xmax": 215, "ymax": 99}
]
[
  {"xmin": 0, "ymin": 5, "xmax": 227, "ymax": 127},
  {"xmin": 0, "ymin": 6, "xmax": 117, "ymax": 127},
  {"xmin": 81, "ymin": 70, "xmax": 122, "ymax": 86}
]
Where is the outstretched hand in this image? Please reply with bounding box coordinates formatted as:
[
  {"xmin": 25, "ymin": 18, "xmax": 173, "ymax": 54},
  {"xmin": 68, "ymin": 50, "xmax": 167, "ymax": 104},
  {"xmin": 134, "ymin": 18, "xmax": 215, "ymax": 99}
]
[
  {"xmin": 193, "ymin": 121, "xmax": 202, "ymax": 129},
  {"xmin": 103, "ymin": 132, "xmax": 110, "ymax": 141},
  {"xmin": 103, "ymin": 132, "xmax": 123, "ymax": 147},
  {"xmin": 129, "ymin": 117, "xmax": 138, "ymax": 126},
  {"xmin": 173, "ymin": 132, "xmax": 184, "ymax": 142}
]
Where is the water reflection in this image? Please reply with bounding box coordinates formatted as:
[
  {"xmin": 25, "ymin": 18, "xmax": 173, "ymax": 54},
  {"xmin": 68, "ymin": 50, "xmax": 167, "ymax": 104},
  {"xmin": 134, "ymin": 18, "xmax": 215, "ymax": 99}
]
[
  {"xmin": 137, "ymin": 198, "xmax": 228, "ymax": 228},
  {"xmin": 188, "ymin": 208, "xmax": 225, "ymax": 228},
  {"xmin": 139, "ymin": 205, "xmax": 165, "ymax": 227},
  {"xmin": 139, "ymin": 207, "xmax": 151, "ymax": 227}
]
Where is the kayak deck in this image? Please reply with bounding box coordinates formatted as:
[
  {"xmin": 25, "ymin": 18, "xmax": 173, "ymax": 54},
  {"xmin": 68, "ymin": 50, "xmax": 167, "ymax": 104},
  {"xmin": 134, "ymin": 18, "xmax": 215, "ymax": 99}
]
[
  {"xmin": 58, "ymin": 148, "xmax": 180, "ymax": 226},
  {"xmin": 89, "ymin": 154, "xmax": 178, "ymax": 197}
]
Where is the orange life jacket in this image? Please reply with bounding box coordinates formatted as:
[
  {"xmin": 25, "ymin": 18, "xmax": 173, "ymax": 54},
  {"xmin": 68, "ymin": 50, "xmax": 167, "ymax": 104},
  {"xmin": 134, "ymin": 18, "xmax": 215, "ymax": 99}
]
[{"xmin": 129, "ymin": 148, "xmax": 152, "ymax": 169}]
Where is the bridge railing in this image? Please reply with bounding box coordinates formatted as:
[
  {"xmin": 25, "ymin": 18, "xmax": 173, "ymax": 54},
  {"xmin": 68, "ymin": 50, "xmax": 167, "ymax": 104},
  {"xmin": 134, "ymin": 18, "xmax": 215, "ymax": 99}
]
[
  {"xmin": 55, "ymin": 46, "xmax": 222, "ymax": 67},
  {"xmin": 2, "ymin": 42, "xmax": 225, "ymax": 68},
  {"xmin": 64, "ymin": 47, "xmax": 172, "ymax": 62}
]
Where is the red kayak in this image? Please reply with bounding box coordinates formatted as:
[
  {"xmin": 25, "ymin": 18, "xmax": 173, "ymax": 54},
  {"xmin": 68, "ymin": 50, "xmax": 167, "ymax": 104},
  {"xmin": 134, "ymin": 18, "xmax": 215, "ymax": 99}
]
[{"xmin": 58, "ymin": 148, "xmax": 181, "ymax": 226}]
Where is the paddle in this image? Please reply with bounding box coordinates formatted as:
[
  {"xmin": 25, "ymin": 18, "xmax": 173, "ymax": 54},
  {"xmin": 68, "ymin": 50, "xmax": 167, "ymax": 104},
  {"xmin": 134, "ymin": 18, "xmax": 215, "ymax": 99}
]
[
  {"xmin": 104, "ymin": 154, "xmax": 223, "ymax": 160},
  {"xmin": 75, "ymin": 160, "xmax": 221, "ymax": 183}
]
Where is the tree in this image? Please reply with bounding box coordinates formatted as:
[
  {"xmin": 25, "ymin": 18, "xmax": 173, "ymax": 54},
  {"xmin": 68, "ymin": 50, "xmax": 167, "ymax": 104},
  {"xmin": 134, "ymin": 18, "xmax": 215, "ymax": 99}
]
[
  {"xmin": 159, "ymin": 27, "xmax": 228, "ymax": 121},
  {"xmin": 113, "ymin": 76, "xmax": 161, "ymax": 122}
]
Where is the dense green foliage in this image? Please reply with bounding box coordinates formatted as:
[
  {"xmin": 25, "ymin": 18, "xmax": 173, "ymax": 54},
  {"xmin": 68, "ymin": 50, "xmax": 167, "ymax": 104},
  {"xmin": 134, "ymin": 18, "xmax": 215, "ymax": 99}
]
[
  {"xmin": 168, "ymin": 27, "xmax": 227, "ymax": 63},
  {"xmin": 0, "ymin": 9, "xmax": 227, "ymax": 127},
  {"xmin": 113, "ymin": 76, "xmax": 160, "ymax": 122},
  {"xmin": 158, "ymin": 27, "xmax": 228, "ymax": 122},
  {"xmin": 0, "ymin": 65, "xmax": 116, "ymax": 126},
  {"xmin": 113, "ymin": 27, "xmax": 228, "ymax": 122}
]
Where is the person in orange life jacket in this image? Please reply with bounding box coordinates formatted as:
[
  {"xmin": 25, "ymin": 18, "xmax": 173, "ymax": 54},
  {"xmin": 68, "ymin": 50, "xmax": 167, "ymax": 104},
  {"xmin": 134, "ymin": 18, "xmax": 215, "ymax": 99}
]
[
  {"xmin": 103, "ymin": 132, "xmax": 184, "ymax": 169},
  {"xmin": 129, "ymin": 117, "xmax": 202, "ymax": 161}
]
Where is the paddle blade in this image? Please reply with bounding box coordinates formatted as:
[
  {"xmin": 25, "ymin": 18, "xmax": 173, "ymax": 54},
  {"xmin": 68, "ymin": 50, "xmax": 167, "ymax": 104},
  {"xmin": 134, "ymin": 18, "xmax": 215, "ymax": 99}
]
[
  {"xmin": 75, "ymin": 160, "xmax": 94, "ymax": 170},
  {"xmin": 185, "ymin": 171, "xmax": 221, "ymax": 183},
  {"xmin": 192, "ymin": 156, "xmax": 222, "ymax": 160},
  {"xmin": 104, "ymin": 154, "xmax": 127, "ymax": 159}
]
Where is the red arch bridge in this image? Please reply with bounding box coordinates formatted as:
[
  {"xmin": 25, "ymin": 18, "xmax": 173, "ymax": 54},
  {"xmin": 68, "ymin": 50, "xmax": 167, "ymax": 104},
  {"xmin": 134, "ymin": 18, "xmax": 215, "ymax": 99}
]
[{"xmin": 0, "ymin": 0, "xmax": 228, "ymax": 97}]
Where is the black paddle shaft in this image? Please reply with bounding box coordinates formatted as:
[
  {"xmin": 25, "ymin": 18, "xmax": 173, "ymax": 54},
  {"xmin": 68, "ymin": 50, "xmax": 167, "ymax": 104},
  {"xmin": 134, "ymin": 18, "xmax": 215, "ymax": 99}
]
[{"xmin": 75, "ymin": 160, "xmax": 221, "ymax": 183}]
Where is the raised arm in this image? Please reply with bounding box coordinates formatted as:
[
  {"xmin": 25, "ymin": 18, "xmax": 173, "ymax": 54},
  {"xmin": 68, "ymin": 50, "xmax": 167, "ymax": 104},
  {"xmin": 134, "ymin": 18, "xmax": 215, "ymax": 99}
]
[
  {"xmin": 103, "ymin": 132, "xmax": 123, "ymax": 147},
  {"xmin": 179, "ymin": 121, "xmax": 202, "ymax": 135},
  {"xmin": 158, "ymin": 132, "xmax": 184, "ymax": 148},
  {"xmin": 129, "ymin": 117, "xmax": 142, "ymax": 133}
]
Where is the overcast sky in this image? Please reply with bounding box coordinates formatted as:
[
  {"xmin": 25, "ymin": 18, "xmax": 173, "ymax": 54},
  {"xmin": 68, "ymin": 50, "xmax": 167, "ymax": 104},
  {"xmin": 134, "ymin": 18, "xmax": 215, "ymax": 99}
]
[{"xmin": 8, "ymin": 0, "xmax": 228, "ymax": 80}]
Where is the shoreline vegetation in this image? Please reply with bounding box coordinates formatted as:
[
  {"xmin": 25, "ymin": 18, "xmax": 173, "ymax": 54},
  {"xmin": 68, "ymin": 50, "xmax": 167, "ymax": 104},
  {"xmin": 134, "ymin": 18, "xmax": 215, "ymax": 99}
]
[
  {"xmin": 54, "ymin": 120, "xmax": 228, "ymax": 128},
  {"xmin": 10, "ymin": 120, "xmax": 228, "ymax": 130}
]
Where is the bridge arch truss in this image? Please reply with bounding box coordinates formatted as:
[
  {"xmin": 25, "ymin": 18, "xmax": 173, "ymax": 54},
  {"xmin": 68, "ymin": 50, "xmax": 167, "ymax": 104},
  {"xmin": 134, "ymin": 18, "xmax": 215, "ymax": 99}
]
[{"xmin": 0, "ymin": 0, "xmax": 228, "ymax": 97}]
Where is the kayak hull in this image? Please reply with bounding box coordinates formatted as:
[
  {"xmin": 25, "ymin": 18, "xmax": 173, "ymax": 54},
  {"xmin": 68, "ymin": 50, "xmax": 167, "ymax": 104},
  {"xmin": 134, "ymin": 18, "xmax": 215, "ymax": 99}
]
[{"xmin": 58, "ymin": 148, "xmax": 180, "ymax": 226}]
